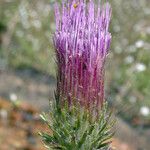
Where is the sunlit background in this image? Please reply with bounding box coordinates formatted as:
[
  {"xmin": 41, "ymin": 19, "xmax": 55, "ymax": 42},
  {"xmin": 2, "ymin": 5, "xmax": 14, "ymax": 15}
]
[{"xmin": 0, "ymin": 0, "xmax": 150, "ymax": 149}]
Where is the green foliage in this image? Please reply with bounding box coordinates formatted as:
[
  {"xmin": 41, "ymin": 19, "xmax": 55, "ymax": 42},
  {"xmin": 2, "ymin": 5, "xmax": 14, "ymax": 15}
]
[
  {"xmin": 107, "ymin": 0, "xmax": 150, "ymax": 124},
  {"xmin": 0, "ymin": 0, "xmax": 55, "ymax": 75},
  {"xmin": 39, "ymin": 102, "xmax": 115, "ymax": 150},
  {"xmin": 0, "ymin": 22, "xmax": 6, "ymax": 33}
]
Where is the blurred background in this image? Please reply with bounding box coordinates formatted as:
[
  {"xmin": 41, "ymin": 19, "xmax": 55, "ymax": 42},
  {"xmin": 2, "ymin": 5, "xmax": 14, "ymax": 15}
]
[{"xmin": 0, "ymin": 0, "xmax": 150, "ymax": 149}]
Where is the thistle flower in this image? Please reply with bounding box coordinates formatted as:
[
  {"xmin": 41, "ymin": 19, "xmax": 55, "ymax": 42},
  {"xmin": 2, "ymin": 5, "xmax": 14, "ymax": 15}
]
[
  {"xmin": 54, "ymin": 0, "xmax": 112, "ymax": 109},
  {"xmin": 40, "ymin": 1, "xmax": 114, "ymax": 149}
]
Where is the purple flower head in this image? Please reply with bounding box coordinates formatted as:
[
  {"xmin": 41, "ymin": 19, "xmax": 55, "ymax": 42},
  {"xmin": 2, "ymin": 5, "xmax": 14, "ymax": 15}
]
[{"xmin": 54, "ymin": 0, "xmax": 111, "ymax": 109}]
